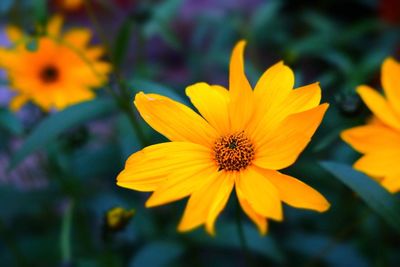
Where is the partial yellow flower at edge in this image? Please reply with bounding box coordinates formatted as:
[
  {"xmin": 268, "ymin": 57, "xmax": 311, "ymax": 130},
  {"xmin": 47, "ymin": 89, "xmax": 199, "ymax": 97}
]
[
  {"xmin": 0, "ymin": 15, "xmax": 111, "ymax": 111},
  {"xmin": 117, "ymin": 40, "xmax": 330, "ymax": 236},
  {"xmin": 341, "ymin": 57, "xmax": 400, "ymax": 193}
]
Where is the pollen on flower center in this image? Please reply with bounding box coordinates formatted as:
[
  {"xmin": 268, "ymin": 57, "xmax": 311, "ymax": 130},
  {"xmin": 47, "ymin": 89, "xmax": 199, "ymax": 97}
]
[
  {"xmin": 214, "ymin": 131, "xmax": 255, "ymax": 171},
  {"xmin": 40, "ymin": 65, "xmax": 59, "ymax": 83}
]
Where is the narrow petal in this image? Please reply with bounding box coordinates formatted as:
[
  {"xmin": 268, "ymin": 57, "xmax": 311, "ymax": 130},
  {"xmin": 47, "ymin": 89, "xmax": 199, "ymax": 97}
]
[
  {"xmin": 254, "ymin": 104, "xmax": 329, "ymax": 170},
  {"xmin": 117, "ymin": 142, "xmax": 211, "ymax": 192},
  {"xmin": 235, "ymin": 167, "xmax": 282, "ymax": 221},
  {"xmin": 228, "ymin": 40, "xmax": 254, "ymax": 131},
  {"xmin": 5, "ymin": 26, "xmax": 23, "ymax": 42},
  {"xmin": 257, "ymin": 168, "xmax": 330, "ymax": 212},
  {"xmin": 63, "ymin": 29, "xmax": 92, "ymax": 49},
  {"xmin": 46, "ymin": 15, "xmax": 63, "ymax": 37},
  {"xmin": 178, "ymin": 172, "xmax": 234, "ymax": 235},
  {"xmin": 186, "ymin": 82, "xmax": 230, "ymax": 135},
  {"xmin": 357, "ymin": 85, "xmax": 400, "ymax": 129},
  {"xmin": 0, "ymin": 48, "xmax": 20, "ymax": 70},
  {"xmin": 85, "ymin": 46, "xmax": 105, "ymax": 60},
  {"xmin": 381, "ymin": 175, "xmax": 400, "ymax": 193},
  {"xmin": 134, "ymin": 92, "xmax": 218, "ymax": 146},
  {"xmin": 145, "ymin": 163, "xmax": 217, "ymax": 207},
  {"xmin": 354, "ymin": 150, "xmax": 400, "ymax": 177},
  {"xmin": 341, "ymin": 124, "xmax": 400, "ymax": 153},
  {"xmin": 382, "ymin": 57, "xmax": 400, "ymax": 115},
  {"xmin": 10, "ymin": 95, "xmax": 29, "ymax": 111},
  {"xmin": 235, "ymin": 176, "xmax": 268, "ymax": 235},
  {"xmin": 250, "ymin": 82, "xmax": 321, "ymax": 140}
]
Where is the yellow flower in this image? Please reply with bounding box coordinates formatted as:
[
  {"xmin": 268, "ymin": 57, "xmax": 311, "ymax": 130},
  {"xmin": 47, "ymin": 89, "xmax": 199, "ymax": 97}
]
[
  {"xmin": 341, "ymin": 57, "xmax": 400, "ymax": 193},
  {"xmin": 117, "ymin": 41, "xmax": 330, "ymax": 235},
  {"xmin": 0, "ymin": 15, "xmax": 111, "ymax": 111}
]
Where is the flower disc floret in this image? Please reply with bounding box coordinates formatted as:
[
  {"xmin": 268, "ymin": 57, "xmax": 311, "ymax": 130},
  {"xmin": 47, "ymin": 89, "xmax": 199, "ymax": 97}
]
[{"xmin": 214, "ymin": 131, "xmax": 255, "ymax": 171}]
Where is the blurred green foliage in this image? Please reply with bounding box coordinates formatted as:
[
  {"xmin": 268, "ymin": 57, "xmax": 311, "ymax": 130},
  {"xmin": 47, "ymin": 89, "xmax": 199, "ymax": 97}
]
[{"xmin": 1, "ymin": 0, "xmax": 400, "ymax": 266}]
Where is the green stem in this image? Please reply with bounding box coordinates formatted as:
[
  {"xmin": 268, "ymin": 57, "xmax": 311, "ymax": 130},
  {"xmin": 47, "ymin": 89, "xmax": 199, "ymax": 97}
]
[
  {"xmin": 60, "ymin": 199, "xmax": 73, "ymax": 265},
  {"xmin": 235, "ymin": 195, "xmax": 252, "ymax": 266},
  {"xmin": 120, "ymin": 91, "xmax": 149, "ymax": 146},
  {"xmin": 83, "ymin": 0, "xmax": 148, "ymax": 147}
]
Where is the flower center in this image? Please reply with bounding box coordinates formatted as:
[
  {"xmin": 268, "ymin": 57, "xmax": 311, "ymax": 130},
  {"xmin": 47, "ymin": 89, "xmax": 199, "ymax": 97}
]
[
  {"xmin": 214, "ymin": 131, "xmax": 255, "ymax": 171},
  {"xmin": 40, "ymin": 65, "xmax": 59, "ymax": 83}
]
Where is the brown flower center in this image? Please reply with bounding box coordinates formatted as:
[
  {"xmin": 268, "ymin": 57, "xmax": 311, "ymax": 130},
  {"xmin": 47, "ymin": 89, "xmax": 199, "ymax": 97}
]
[
  {"xmin": 214, "ymin": 131, "xmax": 255, "ymax": 171},
  {"xmin": 40, "ymin": 65, "xmax": 59, "ymax": 83}
]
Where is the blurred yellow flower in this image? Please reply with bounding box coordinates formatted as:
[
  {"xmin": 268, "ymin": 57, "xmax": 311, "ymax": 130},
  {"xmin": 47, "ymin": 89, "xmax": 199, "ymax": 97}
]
[
  {"xmin": 105, "ymin": 207, "xmax": 135, "ymax": 232},
  {"xmin": 0, "ymin": 15, "xmax": 111, "ymax": 111},
  {"xmin": 117, "ymin": 41, "xmax": 330, "ymax": 235},
  {"xmin": 342, "ymin": 57, "xmax": 400, "ymax": 193}
]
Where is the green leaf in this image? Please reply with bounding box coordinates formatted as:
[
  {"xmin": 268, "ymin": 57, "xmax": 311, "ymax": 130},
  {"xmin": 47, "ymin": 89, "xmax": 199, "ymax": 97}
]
[
  {"xmin": 32, "ymin": 0, "xmax": 47, "ymax": 26},
  {"xmin": 250, "ymin": 0, "xmax": 282, "ymax": 36},
  {"xmin": 9, "ymin": 99, "xmax": 117, "ymax": 170},
  {"xmin": 113, "ymin": 19, "xmax": 134, "ymax": 68},
  {"xmin": 320, "ymin": 161, "xmax": 400, "ymax": 234},
  {"xmin": 116, "ymin": 114, "xmax": 141, "ymax": 159},
  {"xmin": 0, "ymin": 109, "xmax": 23, "ymax": 135},
  {"xmin": 129, "ymin": 241, "xmax": 184, "ymax": 267},
  {"xmin": 143, "ymin": 0, "xmax": 183, "ymax": 49},
  {"xmin": 285, "ymin": 233, "xmax": 369, "ymax": 267}
]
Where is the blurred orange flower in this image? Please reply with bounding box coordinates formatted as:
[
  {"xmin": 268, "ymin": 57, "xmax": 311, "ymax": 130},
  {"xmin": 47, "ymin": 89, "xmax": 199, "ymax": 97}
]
[
  {"xmin": 342, "ymin": 58, "xmax": 400, "ymax": 193},
  {"xmin": 56, "ymin": 0, "xmax": 83, "ymax": 11},
  {"xmin": 0, "ymin": 15, "xmax": 111, "ymax": 111},
  {"xmin": 117, "ymin": 41, "xmax": 330, "ymax": 235}
]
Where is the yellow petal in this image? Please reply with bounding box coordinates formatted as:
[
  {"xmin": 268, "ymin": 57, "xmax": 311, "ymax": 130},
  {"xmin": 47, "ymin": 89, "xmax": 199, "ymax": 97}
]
[
  {"xmin": 10, "ymin": 95, "xmax": 29, "ymax": 111},
  {"xmin": 235, "ymin": 167, "xmax": 282, "ymax": 221},
  {"xmin": 381, "ymin": 175, "xmax": 400, "ymax": 193},
  {"xmin": 357, "ymin": 85, "xmax": 400, "ymax": 129},
  {"xmin": 254, "ymin": 104, "xmax": 329, "ymax": 170},
  {"xmin": 145, "ymin": 162, "xmax": 217, "ymax": 207},
  {"xmin": 0, "ymin": 48, "xmax": 19, "ymax": 69},
  {"xmin": 117, "ymin": 142, "xmax": 211, "ymax": 192},
  {"xmin": 250, "ymin": 82, "xmax": 321, "ymax": 141},
  {"xmin": 91, "ymin": 62, "xmax": 112, "ymax": 77},
  {"xmin": 186, "ymin": 82, "xmax": 230, "ymax": 135},
  {"xmin": 341, "ymin": 124, "xmax": 400, "ymax": 153},
  {"xmin": 354, "ymin": 150, "xmax": 400, "ymax": 177},
  {"xmin": 228, "ymin": 40, "xmax": 254, "ymax": 131},
  {"xmin": 178, "ymin": 172, "xmax": 234, "ymax": 235},
  {"xmin": 382, "ymin": 57, "xmax": 400, "ymax": 115},
  {"xmin": 85, "ymin": 46, "xmax": 106, "ymax": 60},
  {"xmin": 63, "ymin": 28, "xmax": 92, "ymax": 49},
  {"xmin": 253, "ymin": 61, "xmax": 294, "ymax": 114},
  {"xmin": 47, "ymin": 15, "xmax": 63, "ymax": 37},
  {"xmin": 134, "ymin": 92, "xmax": 217, "ymax": 146},
  {"xmin": 5, "ymin": 26, "xmax": 23, "ymax": 42},
  {"xmin": 258, "ymin": 168, "xmax": 330, "ymax": 212},
  {"xmin": 235, "ymin": 176, "xmax": 268, "ymax": 235}
]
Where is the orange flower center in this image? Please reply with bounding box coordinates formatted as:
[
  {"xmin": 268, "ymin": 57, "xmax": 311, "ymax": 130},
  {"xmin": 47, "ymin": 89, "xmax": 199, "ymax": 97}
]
[
  {"xmin": 40, "ymin": 65, "xmax": 59, "ymax": 83},
  {"xmin": 214, "ymin": 131, "xmax": 255, "ymax": 171}
]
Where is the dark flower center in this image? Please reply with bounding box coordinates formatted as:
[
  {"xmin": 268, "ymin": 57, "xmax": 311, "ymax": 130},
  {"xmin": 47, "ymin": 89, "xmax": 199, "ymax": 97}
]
[
  {"xmin": 40, "ymin": 65, "xmax": 59, "ymax": 83},
  {"xmin": 214, "ymin": 131, "xmax": 255, "ymax": 171}
]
